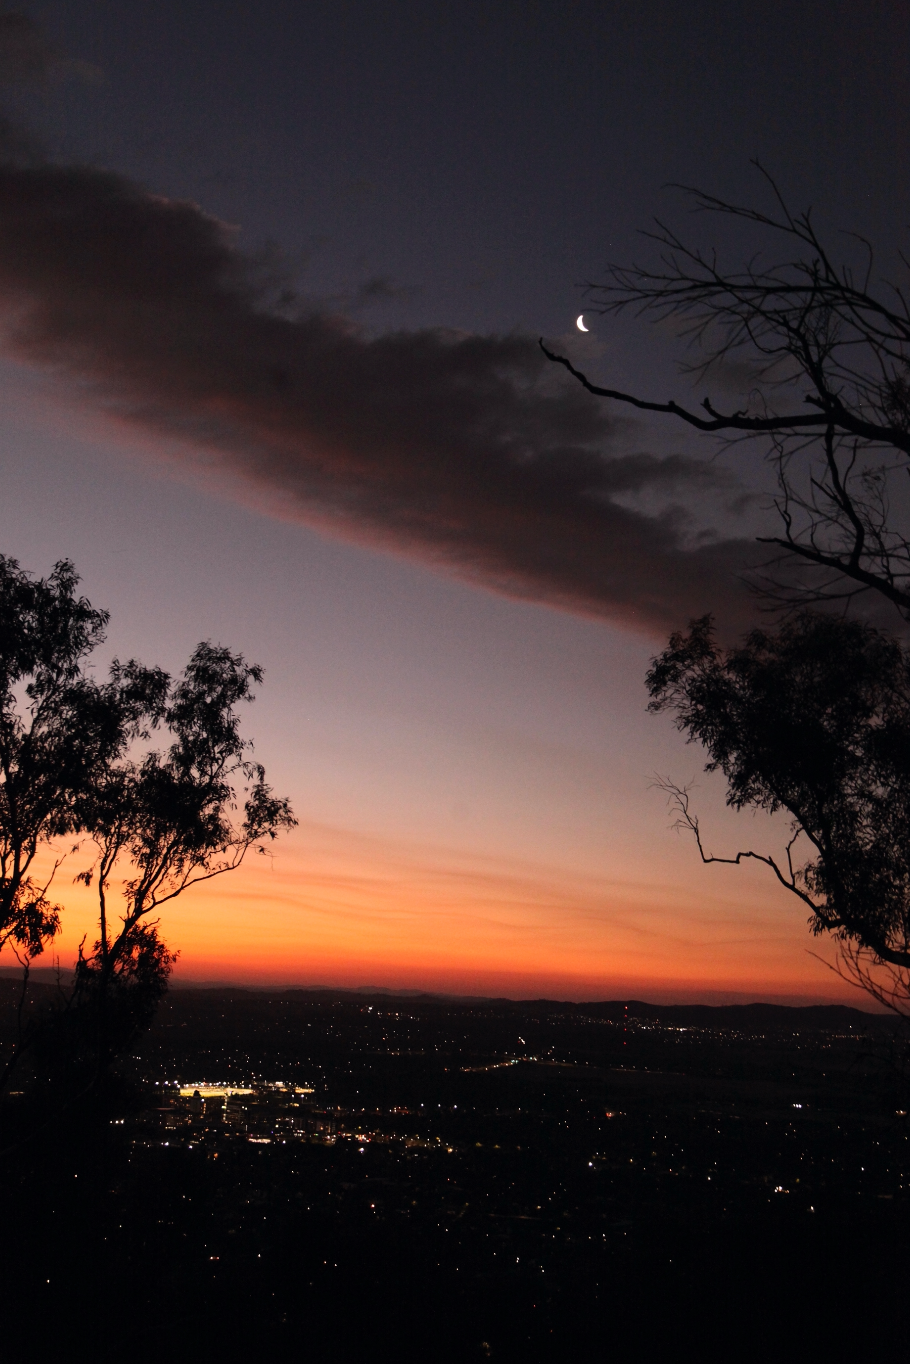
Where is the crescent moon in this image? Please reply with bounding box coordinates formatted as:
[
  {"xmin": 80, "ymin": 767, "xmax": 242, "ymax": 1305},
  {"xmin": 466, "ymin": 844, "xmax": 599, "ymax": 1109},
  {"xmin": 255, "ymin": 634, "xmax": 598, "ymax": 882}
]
[{"xmin": 576, "ymin": 314, "xmax": 589, "ymax": 332}]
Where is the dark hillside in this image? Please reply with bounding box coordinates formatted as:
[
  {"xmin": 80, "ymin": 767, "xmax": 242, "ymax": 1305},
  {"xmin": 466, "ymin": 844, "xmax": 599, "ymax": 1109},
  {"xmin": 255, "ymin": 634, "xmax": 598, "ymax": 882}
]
[{"xmin": 1, "ymin": 980, "xmax": 906, "ymax": 1362}]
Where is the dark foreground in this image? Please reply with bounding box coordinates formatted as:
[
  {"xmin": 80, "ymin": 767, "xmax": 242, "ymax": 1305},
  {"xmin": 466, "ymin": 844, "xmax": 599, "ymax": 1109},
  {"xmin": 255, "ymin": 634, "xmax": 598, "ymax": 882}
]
[{"xmin": 1, "ymin": 985, "xmax": 907, "ymax": 1362}]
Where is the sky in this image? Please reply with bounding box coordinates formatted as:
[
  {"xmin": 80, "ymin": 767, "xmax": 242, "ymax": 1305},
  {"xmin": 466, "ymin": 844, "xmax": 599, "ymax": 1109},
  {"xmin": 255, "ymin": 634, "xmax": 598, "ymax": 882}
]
[{"xmin": 0, "ymin": 0, "xmax": 906, "ymax": 1002}]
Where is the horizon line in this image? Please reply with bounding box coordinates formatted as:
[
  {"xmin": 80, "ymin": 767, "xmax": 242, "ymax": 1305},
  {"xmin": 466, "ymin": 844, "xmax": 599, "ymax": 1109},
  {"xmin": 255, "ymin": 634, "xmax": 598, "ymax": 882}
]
[{"xmin": 0, "ymin": 966, "xmax": 888, "ymax": 1012}]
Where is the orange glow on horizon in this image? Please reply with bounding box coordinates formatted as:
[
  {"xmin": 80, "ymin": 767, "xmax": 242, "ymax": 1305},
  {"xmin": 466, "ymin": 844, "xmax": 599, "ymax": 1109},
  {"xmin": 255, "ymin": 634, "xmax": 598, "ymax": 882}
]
[{"xmin": 24, "ymin": 822, "xmax": 869, "ymax": 1008}]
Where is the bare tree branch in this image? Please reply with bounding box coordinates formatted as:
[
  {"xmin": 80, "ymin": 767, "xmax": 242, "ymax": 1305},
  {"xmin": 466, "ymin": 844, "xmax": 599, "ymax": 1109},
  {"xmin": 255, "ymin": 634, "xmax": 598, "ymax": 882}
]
[
  {"xmin": 543, "ymin": 172, "xmax": 910, "ymax": 621},
  {"xmin": 653, "ymin": 775, "xmax": 818, "ymax": 908}
]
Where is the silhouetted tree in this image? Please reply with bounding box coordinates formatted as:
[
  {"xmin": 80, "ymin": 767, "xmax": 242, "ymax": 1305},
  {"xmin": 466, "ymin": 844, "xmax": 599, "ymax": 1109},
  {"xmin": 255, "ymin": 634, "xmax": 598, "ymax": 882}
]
[
  {"xmin": 0, "ymin": 556, "xmax": 168, "ymax": 1087},
  {"xmin": 0, "ymin": 556, "xmax": 165, "ymax": 953},
  {"xmin": 543, "ymin": 175, "xmax": 910, "ymax": 1009},
  {"xmin": 542, "ymin": 169, "xmax": 910, "ymax": 620},
  {"xmin": 0, "ymin": 556, "xmax": 295, "ymax": 1096},
  {"xmin": 72, "ymin": 641, "xmax": 296, "ymax": 1064},
  {"xmin": 647, "ymin": 611, "xmax": 910, "ymax": 1011}
]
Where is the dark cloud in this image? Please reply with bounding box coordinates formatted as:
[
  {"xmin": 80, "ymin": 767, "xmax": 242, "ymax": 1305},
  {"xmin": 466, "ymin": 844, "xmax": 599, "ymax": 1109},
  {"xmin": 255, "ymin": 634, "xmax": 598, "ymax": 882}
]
[
  {"xmin": 0, "ymin": 162, "xmax": 763, "ymax": 634},
  {"xmin": 353, "ymin": 275, "xmax": 414, "ymax": 306},
  {"xmin": 0, "ymin": 13, "xmax": 63, "ymax": 84}
]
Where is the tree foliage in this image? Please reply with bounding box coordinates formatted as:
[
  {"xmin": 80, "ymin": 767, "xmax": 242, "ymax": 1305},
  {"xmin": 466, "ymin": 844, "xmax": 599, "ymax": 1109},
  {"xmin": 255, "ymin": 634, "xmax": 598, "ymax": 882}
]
[
  {"xmin": 73, "ymin": 642, "xmax": 296, "ymax": 1057},
  {"xmin": 647, "ymin": 612, "xmax": 910, "ymax": 996},
  {"xmin": 543, "ymin": 177, "xmax": 910, "ymax": 1007},
  {"xmin": 0, "ymin": 555, "xmax": 295, "ymax": 1083},
  {"xmin": 0, "ymin": 555, "xmax": 165, "ymax": 967}
]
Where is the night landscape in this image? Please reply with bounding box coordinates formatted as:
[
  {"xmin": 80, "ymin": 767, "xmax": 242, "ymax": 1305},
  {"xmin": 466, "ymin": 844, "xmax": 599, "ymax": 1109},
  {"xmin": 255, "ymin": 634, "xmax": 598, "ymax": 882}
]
[
  {"xmin": 3, "ymin": 980, "xmax": 908, "ymax": 1359},
  {"xmin": 0, "ymin": 4, "xmax": 908, "ymax": 1361}
]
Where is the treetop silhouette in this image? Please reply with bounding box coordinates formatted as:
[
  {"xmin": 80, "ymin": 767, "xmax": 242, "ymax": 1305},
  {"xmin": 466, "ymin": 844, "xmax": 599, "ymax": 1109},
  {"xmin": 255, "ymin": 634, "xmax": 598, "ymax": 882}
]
[{"xmin": 0, "ymin": 554, "xmax": 295, "ymax": 1082}]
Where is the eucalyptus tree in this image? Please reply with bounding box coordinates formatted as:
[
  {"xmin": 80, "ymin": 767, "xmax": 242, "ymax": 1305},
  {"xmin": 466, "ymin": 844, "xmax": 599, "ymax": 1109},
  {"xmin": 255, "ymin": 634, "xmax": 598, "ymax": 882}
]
[
  {"xmin": 0, "ymin": 555, "xmax": 165, "ymax": 970},
  {"xmin": 542, "ymin": 179, "xmax": 910, "ymax": 1008},
  {"xmin": 73, "ymin": 641, "xmax": 296, "ymax": 1057},
  {"xmin": 0, "ymin": 555, "xmax": 295, "ymax": 1087},
  {"xmin": 647, "ymin": 611, "xmax": 910, "ymax": 1012}
]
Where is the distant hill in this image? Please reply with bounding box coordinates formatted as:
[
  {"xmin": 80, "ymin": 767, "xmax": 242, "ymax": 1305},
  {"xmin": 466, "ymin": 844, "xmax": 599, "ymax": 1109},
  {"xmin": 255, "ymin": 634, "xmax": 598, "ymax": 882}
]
[
  {"xmin": 579, "ymin": 999, "xmax": 890, "ymax": 1031},
  {"xmin": 0, "ymin": 969, "xmax": 893, "ymax": 1031},
  {"xmin": 171, "ymin": 985, "xmax": 895, "ymax": 1030}
]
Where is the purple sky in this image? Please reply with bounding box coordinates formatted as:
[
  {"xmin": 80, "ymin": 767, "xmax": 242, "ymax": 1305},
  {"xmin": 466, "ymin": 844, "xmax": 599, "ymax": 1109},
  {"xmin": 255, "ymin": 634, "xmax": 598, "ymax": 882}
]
[{"xmin": 0, "ymin": 1, "xmax": 904, "ymax": 999}]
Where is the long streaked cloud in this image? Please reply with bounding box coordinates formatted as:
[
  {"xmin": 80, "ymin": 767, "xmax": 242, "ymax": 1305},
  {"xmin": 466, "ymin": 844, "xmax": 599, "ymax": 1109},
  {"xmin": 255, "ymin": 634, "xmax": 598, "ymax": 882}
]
[{"xmin": 0, "ymin": 160, "xmax": 763, "ymax": 633}]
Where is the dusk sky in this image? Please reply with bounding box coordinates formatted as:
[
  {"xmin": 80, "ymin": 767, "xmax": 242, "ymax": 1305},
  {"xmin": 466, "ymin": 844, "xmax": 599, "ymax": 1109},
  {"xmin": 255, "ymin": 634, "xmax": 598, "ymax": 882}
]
[{"xmin": 1, "ymin": 1, "xmax": 906, "ymax": 1001}]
